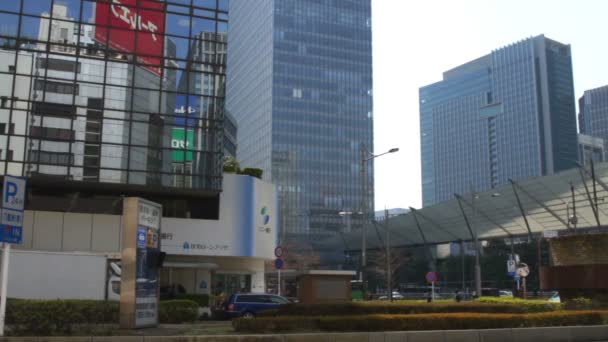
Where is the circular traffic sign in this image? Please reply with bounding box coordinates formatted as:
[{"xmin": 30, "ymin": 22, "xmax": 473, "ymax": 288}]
[
  {"xmin": 274, "ymin": 246, "xmax": 286, "ymax": 258},
  {"xmin": 425, "ymin": 271, "xmax": 438, "ymax": 283},
  {"xmin": 274, "ymin": 258, "xmax": 284, "ymax": 270}
]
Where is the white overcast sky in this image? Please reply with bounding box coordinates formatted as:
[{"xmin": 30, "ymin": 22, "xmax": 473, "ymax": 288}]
[{"xmin": 372, "ymin": 0, "xmax": 608, "ymax": 210}]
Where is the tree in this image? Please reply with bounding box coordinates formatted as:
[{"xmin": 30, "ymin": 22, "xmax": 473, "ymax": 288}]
[
  {"xmin": 367, "ymin": 247, "xmax": 413, "ymax": 292},
  {"xmin": 223, "ymin": 156, "xmax": 240, "ymax": 173}
]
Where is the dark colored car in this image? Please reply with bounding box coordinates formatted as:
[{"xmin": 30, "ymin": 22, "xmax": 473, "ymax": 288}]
[{"xmin": 222, "ymin": 293, "xmax": 290, "ymax": 318}]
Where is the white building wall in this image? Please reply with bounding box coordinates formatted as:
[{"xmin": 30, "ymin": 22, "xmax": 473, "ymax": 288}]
[{"xmin": 6, "ymin": 174, "xmax": 276, "ymax": 300}]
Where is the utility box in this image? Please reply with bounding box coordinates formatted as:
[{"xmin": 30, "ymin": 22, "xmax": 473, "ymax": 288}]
[{"xmin": 297, "ymin": 270, "xmax": 356, "ymax": 304}]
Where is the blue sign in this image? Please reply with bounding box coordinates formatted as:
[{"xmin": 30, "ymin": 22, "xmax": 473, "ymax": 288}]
[
  {"xmin": 425, "ymin": 271, "xmax": 438, "ymax": 283},
  {"xmin": 1, "ymin": 176, "xmax": 25, "ymax": 244},
  {"xmin": 274, "ymin": 258, "xmax": 284, "ymax": 270},
  {"xmin": 0, "ymin": 225, "xmax": 21, "ymax": 244},
  {"xmin": 174, "ymin": 95, "xmax": 199, "ymax": 128},
  {"xmin": 137, "ymin": 227, "xmax": 147, "ymax": 249}
]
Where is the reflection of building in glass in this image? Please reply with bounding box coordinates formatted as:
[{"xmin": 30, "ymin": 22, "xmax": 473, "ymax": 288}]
[
  {"xmin": 174, "ymin": 31, "xmax": 227, "ymax": 190},
  {"xmin": 578, "ymin": 134, "xmax": 605, "ymax": 167},
  {"xmin": 420, "ymin": 35, "xmax": 578, "ymax": 207},
  {"xmin": 223, "ymin": 111, "xmax": 238, "ymax": 159},
  {"xmin": 26, "ymin": 4, "xmax": 170, "ymax": 186},
  {"xmin": 0, "ymin": 1, "xmax": 227, "ymax": 217},
  {"xmin": 227, "ymin": 0, "xmax": 374, "ymax": 244},
  {"xmin": 579, "ymin": 85, "xmax": 608, "ymax": 155}
]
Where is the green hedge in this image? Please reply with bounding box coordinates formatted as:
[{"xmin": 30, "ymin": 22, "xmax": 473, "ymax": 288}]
[
  {"xmin": 7, "ymin": 298, "xmax": 200, "ymax": 335},
  {"xmin": 258, "ymin": 301, "xmax": 559, "ymax": 317},
  {"xmin": 6, "ymin": 299, "xmax": 119, "ymax": 335},
  {"xmin": 169, "ymin": 294, "xmax": 210, "ymax": 307},
  {"xmin": 235, "ymin": 311, "xmax": 608, "ymax": 333},
  {"xmin": 474, "ymin": 296, "xmax": 562, "ymax": 312},
  {"xmin": 159, "ymin": 299, "xmax": 199, "ymax": 324}
]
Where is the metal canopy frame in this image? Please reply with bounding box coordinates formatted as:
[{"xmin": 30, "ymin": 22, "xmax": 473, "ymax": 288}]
[{"xmin": 319, "ymin": 161, "xmax": 608, "ymax": 251}]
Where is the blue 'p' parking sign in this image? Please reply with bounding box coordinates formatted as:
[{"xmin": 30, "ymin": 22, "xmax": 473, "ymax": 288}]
[{"xmin": 0, "ymin": 176, "xmax": 25, "ymax": 244}]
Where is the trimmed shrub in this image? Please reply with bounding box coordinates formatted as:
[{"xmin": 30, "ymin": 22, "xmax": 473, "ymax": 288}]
[
  {"xmin": 6, "ymin": 299, "xmax": 118, "ymax": 335},
  {"xmin": 159, "ymin": 299, "xmax": 199, "ymax": 324},
  {"xmin": 239, "ymin": 168, "xmax": 264, "ymax": 179},
  {"xmin": 475, "ymin": 297, "xmax": 562, "ymax": 312},
  {"xmin": 258, "ymin": 301, "xmax": 558, "ymax": 317},
  {"xmin": 170, "ymin": 293, "xmax": 210, "ymax": 307},
  {"xmin": 234, "ymin": 311, "xmax": 608, "ymax": 333}
]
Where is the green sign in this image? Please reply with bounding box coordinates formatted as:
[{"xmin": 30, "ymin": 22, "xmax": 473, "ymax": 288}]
[{"xmin": 172, "ymin": 128, "xmax": 194, "ymax": 162}]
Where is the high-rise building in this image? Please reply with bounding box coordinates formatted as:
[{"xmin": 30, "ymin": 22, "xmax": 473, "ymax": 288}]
[
  {"xmin": 419, "ymin": 35, "xmax": 578, "ymax": 206},
  {"xmin": 578, "ymin": 134, "xmax": 605, "ymax": 167},
  {"xmin": 226, "ymin": 0, "xmax": 374, "ymax": 244},
  {"xmin": 579, "ymin": 85, "xmax": 608, "ymax": 151}
]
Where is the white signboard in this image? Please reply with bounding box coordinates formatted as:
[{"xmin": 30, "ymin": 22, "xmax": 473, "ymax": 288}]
[
  {"xmin": 138, "ymin": 201, "xmax": 161, "ymax": 229},
  {"xmin": 543, "ymin": 230, "xmax": 558, "ymax": 238}
]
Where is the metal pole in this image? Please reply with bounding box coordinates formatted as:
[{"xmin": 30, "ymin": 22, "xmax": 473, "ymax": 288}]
[
  {"xmin": 571, "ymin": 183, "xmax": 577, "ymax": 230},
  {"xmin": 460, "ymin": 240, "xmax": 465, "ymax": 292},
  {"xmin": 0, "ymin": 243, "xmax": 10, "ymax": 336},
  {"xmin": 277, "ymin": 269, "xmax": 281, "ymax": 296},
  {"xmin": 360, "ymin": 147, "xmax": 367, "ymax": 295},
  {"xmin": 385, "ymin": 208, "xmax": 391, "ymax": 302},
  {"xmin": 472, "ymin": 191, "xmax": 482, "ymax": 298}
]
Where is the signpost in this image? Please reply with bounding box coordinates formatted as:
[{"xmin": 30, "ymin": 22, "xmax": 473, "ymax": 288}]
[
  {"xmin": 275, "ymin": 246, "xmax": 286, "ymax": 296},
  {"xmin": 120, "ymin": 197, "xmax": 163, "ymax": 329},
  {"xmin": 516, "ymin": 263, "xmax": 530, "ymax": 298},
  {"xmin": 0, "ymin": 176, "xmax": 25, "ymax": 336},
  {"xmin": 425, "ymin": 271, "xmax": 437, "ymax": 301}
]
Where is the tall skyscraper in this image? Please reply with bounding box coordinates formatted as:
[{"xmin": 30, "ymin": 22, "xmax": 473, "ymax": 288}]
[
  {"xmin": 420, "ymin": 35, "xmax": 578, "ymax": 206},
  {"xmin": 579, "ymin": 85, "xmax": 608, "ymax": 151},
  {"xmin": 226, "ymin": 0, "xmax": 374, "ymax": 244}
]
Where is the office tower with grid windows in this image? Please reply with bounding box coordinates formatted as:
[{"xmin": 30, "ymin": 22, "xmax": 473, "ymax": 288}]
[
  {"xmin": 0, "ymin": 0, "xmax": 228, "ymax": 217},
  {"xmin": 579, "ymin": 85, "xmax": 608, "ymax": 154},
  {"xmin": 419, "ymin": 35, "xmax": 578, "ymax": 207},
  {"xmin": 226, "ymin": 0, "xmax": 374, "ymax": 245}
]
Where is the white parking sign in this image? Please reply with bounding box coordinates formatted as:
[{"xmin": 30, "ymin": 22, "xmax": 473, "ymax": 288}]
[
  {"xmin": 0, "ymin": 176, "xmax": 26, "ymax": 244},
  {"xmin": 2, "ymin": 176, "xmax": 25, "ymax": 211}
]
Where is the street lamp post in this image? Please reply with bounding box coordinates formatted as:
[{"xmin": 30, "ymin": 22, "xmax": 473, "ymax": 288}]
[
  {"xmin": 471, "ymin": 191, "xmax": 500, "ymax": 298},
  {"xmin": 360, "ymin": 146, "xmax": 399, "ymax": 297}
]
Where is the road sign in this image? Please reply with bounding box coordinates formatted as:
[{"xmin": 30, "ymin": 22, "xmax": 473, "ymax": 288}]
[
  {"xmin": 0, "ymin": 176, "xmax": 25, "ymax": 244},
  {"xmin": 425, "ymin": 271, "xmax": 437, "ymax": 283},
  {"xmin": 0, "ymin": 175, "xmax": 26, "ymax": 336},
  {"xmin": 274, "ymin": 246, "xmax": 286, "ymax": 258},
  {"xmin": 274, "ymin": 258, "xmax": 284, "ymax": 270},
  {"xmin": 507, "ymin": 259, "xmax": 516, "ymax": 277}
]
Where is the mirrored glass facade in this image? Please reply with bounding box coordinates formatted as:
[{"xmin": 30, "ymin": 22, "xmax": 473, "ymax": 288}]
[
  {"xmin": 227, "ymin": 0, "xmax": 373, "ymax": 244},
  {"xmin": 0, "ymin": 0, "xmax": 228, "ymax": 212},
  {"xmin": 579, "ymin": 85, "xmax": 608, "ymax": 154},
  {"xmin": 420, "ymin": 35, "xmax": 578, "ymax": 206}
]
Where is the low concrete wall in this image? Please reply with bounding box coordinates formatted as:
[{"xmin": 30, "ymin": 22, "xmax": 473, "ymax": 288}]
[{"xmin": 1, "ymin": 325, "xmax": 607, "ymax": 342}]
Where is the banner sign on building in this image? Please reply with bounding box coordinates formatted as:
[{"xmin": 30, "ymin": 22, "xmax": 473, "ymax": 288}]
[
  {"xmin": 171, "ymin": 128, "xmax": 194, "ymax": 162},
  {"xmin": 174, "ymin": 95, "xmax": 199, "ymax": 127},
  {"xmin": 120, "ymin": 198, "xmax": 163, "ymax": 329},
  {"xmin": 94, "ymin": 0, "xmax": 166, "ymax": 75}
]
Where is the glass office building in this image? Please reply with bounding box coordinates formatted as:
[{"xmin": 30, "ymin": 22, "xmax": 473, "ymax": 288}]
[
  {"xmin": 420, "ymin": 35, "xmax": 578, "ymax": 206},
  {"xmin": 226, "ymin": 0, "xmax": 373, "ymax": 244},
  {"xmin": 579, "ymin": 85, "xmax": 608, "ymax": 153},
  {"xmin": 0, "ymin": 0, "xmax": 228, "ymax": 217}
]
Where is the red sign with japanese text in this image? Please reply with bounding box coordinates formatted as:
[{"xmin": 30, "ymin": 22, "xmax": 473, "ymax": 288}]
[{"xmin": 95, "ymin": 0, "xmax": 166, "ymax": 75}]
